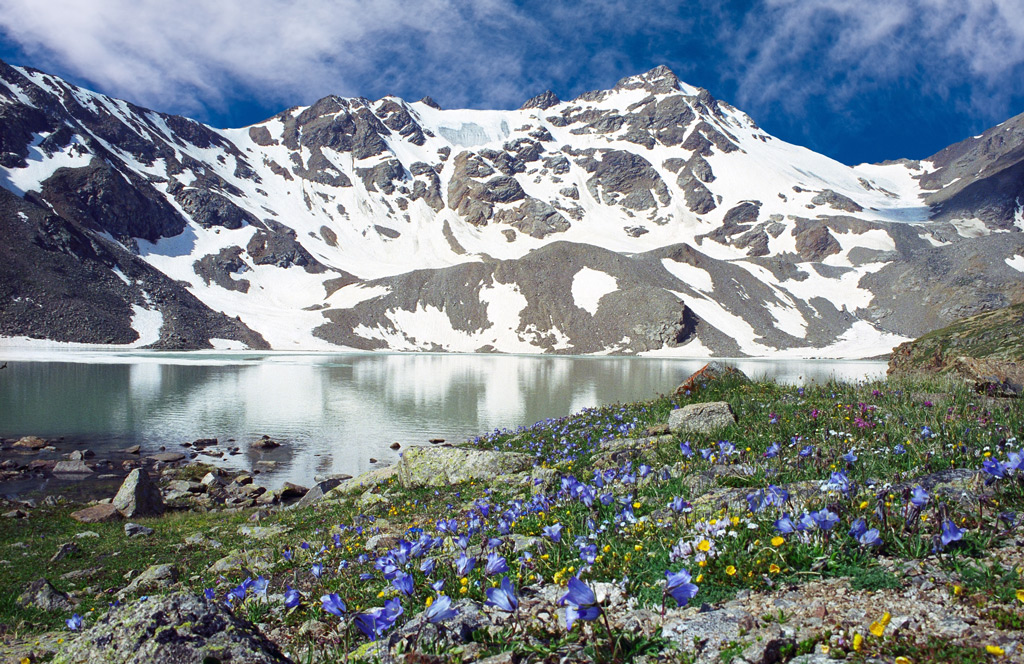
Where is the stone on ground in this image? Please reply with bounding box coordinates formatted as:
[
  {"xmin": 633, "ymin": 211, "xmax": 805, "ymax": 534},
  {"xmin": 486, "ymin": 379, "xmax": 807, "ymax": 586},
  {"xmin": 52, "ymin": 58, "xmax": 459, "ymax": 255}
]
[
  {"xmin": 668, "ymin": 401, "xmax": 737, "ymax": 434},
  {"xmin": 397, "ymin": 446, "xmax": 534, "ymax": 488},
  {"xmin": 53, "ymin": 592, "xmax": 291, "ymax": 664},
  {"xmin": 112, "ymin": 468, "xmax": 164, "ymax": 518},
  {"xmin": 70, "ymin": 503, "xmax": 121, "ymax": 523},
  {"xmin": 120, "ymin": 564, "xmax": 178, "ymax": 596},
  {"xmin": 124, "ymin": 522, "xmax": 154, "ymax": 537},
  {"xmin": 17, "ymin": 578, "xmax": 74, "ymax": 612}
]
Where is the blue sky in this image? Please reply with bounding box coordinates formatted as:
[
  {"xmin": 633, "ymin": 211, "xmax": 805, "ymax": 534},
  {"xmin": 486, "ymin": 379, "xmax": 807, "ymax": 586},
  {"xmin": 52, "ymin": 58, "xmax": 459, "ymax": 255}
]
[{"xmin": 1, "ymin": 0, "xmax": 1023, "ymax": 166}]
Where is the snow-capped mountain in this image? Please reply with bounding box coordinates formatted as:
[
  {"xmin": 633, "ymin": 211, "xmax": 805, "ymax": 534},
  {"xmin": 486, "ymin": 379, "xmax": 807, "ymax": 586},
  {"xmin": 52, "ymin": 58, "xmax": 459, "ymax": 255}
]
[{"xmin": 1, "ymin": 61, "xmax": 1022, "ymax": 357}]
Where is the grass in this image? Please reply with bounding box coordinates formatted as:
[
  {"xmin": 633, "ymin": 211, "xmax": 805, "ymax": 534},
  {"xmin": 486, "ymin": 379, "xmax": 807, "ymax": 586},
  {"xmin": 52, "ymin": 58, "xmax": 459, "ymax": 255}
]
[{"xmin": 1, "ymin": 373, "xmax": 1022, "ymax": 662}]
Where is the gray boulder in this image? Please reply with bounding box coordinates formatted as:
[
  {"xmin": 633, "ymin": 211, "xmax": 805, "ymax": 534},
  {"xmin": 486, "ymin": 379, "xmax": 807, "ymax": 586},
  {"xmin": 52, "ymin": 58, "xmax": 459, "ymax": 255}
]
[
  {"xmin": 124, "ymin": 522, "xmax": 154, "ymax": 538},
  {"xmin": 397, "ymin": 446, "xmax": 534, "ymax": 488},
  {"xmin": 112, "ymin": 469, "xmax": 164, "ymax": 518},
  {"xmin": 291, "ymin": 477, "xmax": 343, "ymax": 509},
  {"xmin": 53, "ymin": 460, "xmax": 93, "ymax": 475},
  {"xmin": 53, "ymin": 592, "xmax": 291, "ymax": 664},
  {"xmin": 121, "ymin": 564, "xmax": 178, "ymax": 596},
  {"xmin": 668, "ymin": 401, "xmax": 737, "ymax": 434},
  {"xmin": 17, "ymin": 578, "xmax": 73, "ymax": 612}
]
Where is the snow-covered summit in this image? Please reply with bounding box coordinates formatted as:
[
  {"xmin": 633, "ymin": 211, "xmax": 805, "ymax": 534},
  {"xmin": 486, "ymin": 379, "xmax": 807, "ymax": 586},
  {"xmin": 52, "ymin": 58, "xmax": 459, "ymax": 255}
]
[{"xmin": 1, "ymin": 60, "xmax": 1022, "ymax": 356}]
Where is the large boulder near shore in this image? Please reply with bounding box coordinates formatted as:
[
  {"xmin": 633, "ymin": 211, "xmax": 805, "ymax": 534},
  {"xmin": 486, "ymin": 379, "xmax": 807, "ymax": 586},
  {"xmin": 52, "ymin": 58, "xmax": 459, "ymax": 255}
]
[
  {"xmin": 112, "ymin": 468, "xmax": 164, "ymax": 517},
  {"xmin": 674, "ymin": 361, "xmax": 750, "ymax": 395},
  {"xmin": 668, "ymin": 401, "xmax": 737, "ymax": 434},
  {"xmin": 53, "ymin": 592, "xmax": 291, "ymax": 664},
  {"xmin": 397, "ymin": 446, "xmax": 534, "ymax": 488}
]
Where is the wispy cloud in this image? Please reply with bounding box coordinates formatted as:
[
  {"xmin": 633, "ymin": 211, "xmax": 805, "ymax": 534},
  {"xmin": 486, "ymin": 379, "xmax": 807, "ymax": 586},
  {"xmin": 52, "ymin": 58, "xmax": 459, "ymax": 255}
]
[
  {"xmin": 0, "ymin": 0, "xmax": 696, "ymax": 121},
  {"xmin": 725, "ymin": 0, "xmax": 1024, "ymax": 126},
  {"xmin": 1, "ymin": 0, "xmax": 1021, "ymax": 165}
]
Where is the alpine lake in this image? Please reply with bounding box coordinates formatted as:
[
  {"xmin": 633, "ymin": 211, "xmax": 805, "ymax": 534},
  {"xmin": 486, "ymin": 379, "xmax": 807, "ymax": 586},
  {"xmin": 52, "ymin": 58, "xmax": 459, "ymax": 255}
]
[{"xmin": 0, "ymin": 350, "xmax": 887, "ymax": 493}]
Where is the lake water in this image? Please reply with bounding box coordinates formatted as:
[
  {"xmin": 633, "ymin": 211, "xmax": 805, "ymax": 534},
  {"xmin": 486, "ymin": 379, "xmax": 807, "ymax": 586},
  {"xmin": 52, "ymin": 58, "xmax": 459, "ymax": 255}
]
[{"xmin": 0, "ymin": 350, "xmax": 887, "ymax": 488}]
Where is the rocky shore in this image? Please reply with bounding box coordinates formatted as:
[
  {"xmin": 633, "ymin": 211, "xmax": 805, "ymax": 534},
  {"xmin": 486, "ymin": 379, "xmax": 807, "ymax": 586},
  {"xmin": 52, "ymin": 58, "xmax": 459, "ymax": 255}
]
[{"xmin": 1, "ymin": 362, "xmax": 1022, "ymax": 664}]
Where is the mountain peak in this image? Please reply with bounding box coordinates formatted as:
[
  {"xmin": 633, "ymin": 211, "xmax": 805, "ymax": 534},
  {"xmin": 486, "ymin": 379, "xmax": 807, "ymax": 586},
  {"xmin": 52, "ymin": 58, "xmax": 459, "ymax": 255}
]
[
  {"xmin": 614, "ymin": 65, "xmax": 683, "ymax": 95},
  {"xmin": 520, "ymin": 90, "xmax": 561, "ymax": 110}
]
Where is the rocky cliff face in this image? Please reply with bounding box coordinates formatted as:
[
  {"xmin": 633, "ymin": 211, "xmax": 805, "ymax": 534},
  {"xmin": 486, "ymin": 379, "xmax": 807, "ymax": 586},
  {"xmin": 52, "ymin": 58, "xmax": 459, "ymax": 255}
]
[{"xmin": 1, "ymin": 59, "xmax": 1022, "ymax": 356}]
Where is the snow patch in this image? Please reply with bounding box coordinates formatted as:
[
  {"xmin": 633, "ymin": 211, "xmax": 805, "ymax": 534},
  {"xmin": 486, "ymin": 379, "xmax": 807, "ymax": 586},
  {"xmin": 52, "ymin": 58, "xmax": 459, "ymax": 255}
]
[
  {"xmin": 660, "ymin": 259, "xmax": 713, "ymax": 292},
  {"xmin": 111, "ymin": 267, "xmax": 132, "ymax": 285},
  {"xmin": 210, "ymin": 338, "xmax": 247, "ymax": 350},
  {"xmin": 130, "ymin": 306, "xmax": 163, "ymax": 347},
  {"xmin": 571, "ymin": 267, "xmax": 618, "ymax": 315},
  {"xmin": 327, "ymin": 284, "xmax": 390, "ymax": 309},
  {"xmin": 765, "ymin": 302, "xmax": 807, "ymax": 338},
  {"xmin": 1005, "ymin": 254, "xmax": 1024, "ymax": 273}
]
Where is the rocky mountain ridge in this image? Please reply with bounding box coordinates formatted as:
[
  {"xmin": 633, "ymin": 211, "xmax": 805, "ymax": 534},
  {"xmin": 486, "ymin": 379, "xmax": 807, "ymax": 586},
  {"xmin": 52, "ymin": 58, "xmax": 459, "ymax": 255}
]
[{"xmin": 1, "ymin": 60, "xmax": 1022, "ymax": 355}]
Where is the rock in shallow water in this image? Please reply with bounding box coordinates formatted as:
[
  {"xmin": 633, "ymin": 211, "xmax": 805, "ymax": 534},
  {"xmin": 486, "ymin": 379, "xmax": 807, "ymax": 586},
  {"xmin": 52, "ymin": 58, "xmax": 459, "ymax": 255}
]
[{"xmin": 53, "ymin": 592, "xmax": 291, "ymax": 664}]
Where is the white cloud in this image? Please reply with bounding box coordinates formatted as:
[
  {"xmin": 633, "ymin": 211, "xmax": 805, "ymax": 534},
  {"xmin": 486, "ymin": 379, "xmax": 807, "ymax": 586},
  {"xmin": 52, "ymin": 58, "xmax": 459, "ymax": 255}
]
[
  {"xmin": 0, "ymin": 0, "xmax": 545, "ymax": 117},
  {"xmin": 725, "ymin": 0, "xmax": 1024, "ymax": 124}
]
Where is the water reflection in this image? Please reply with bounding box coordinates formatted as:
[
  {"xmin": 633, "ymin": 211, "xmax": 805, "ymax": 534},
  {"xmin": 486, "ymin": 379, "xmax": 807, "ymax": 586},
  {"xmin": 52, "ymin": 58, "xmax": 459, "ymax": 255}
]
[{"xmin": 0, "ymin": 351, "xmax": 887, "ymax": 487}]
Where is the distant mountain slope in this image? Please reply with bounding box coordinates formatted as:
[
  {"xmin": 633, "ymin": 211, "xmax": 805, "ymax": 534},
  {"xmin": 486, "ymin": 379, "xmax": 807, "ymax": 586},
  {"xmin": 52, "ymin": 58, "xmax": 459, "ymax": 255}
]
[{"xmin": 1, "ymin": 60, "xmax": 1022, "ymax": 355}]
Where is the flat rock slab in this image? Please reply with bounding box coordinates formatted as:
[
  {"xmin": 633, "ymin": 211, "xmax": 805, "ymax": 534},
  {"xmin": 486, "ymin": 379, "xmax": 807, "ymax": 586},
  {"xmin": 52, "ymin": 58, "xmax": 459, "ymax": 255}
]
[
  {"xmin": 668, "ymin": 401, "xmax": 737, "ymax": 434},
  {"xmin": 121, "ymin": 564, "xmax": 178, "ymax": 596},
  {"xmin": 147, "ymin": 452, "xmax": 186, "ymax": 463},
  {"xmin": 207, "ymin": 548, "xmax": 274, "ymax": 575},
  {"xmin": 327, "ymin": 466, "xmax": 397, "ymax": 497},
  {"xmin": 13, "ymin": 436, "xmax": 48, "ymax": 449},
  {"xmin": 70, "ymin": 504, "xmax": 122, "ymax": 523},
  {"xmin": 397, "ymin": 446, "xmax": 534, "ymax": 488},
  {"xmin": 238, "ymin": 525, "xmax": 289, "ymax": 540},
  {"xmin": 53, "ymin": 592, "xmax": 290, "ymax": 664},
  {"xmin": 53, "ymin": 460, "xmax": 93, "ymax": 475}
]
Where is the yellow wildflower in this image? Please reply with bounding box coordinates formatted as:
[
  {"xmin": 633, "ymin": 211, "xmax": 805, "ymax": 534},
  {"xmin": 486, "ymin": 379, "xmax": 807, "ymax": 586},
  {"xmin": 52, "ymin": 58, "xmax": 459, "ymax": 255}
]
[
  {"xmin": 634, "ymin": 544, "xmax": 643, "ymax": 552},
  {"xmin": 771, "ymin": 536, "xmax": 784, "ymax": 547},
  {"xmin": 769, "ymin": 564, "xmax": 781, "ymax": 574},
  {"xmin": 986, "ymin": 645, "xmax": 1004, "ymax": 655},
  {"xmin": 633, "ymin": 501, "xmax": 641, "ymax": 509},
  {"xmin": 603, "ymin": 544, "xmax": 611, "ymax": 553},
  {"xmin": 953, "ymin": 585, "xmax": 962, "ymax": 596},
  {"xmin": 696, "ymin": 574, "xmax": 703, "ymax": 582},
  {"xmin": 859, "ymin": 501, "xmax": 869, "ymax": 509},
  {"xmin": 726, "ymin": 565, "xmax": 737, "ymax": 576},
  {"xmin": 869, "ymin": 611, "xmax": 891, "ymax": 637},
  {"xmin": 697, "ymin": 539, "xmax": 711, "ymax": 552},
  {"xmin": 852, "ymin": 633, "xmax": 863, "ymax": 651},
  {"xmin": 425, "ymin": 596, "xmax": 434, "ymax": 607},
  {"xmin": 1016, "ymin": 589, "xmax": 1024, "ymax": 603},
  {"xmin": 894, "ymin": 657, "xmax": 912, "ymax": 664}
]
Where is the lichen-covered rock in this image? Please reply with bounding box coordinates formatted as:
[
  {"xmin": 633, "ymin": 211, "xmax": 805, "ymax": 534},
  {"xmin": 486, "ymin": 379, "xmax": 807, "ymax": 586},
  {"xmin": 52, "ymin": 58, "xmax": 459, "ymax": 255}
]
[
  {"xmin": 327, "ymin": 465, "xmax": 398, "ymax": 497},
  {"xmin": 113, "ymin": 469, "xmax": 164, "ymax": 518},
  {"xmin": 668, "ymin": 401, "xmax": 737, "ymax": 434},
  {"xmin": 53, "ymin": 592, "xmax": 291, "ymax": 664},
  {"xmin": 397, "ymin": 446, "xmax": 534, "ymax": 488},
  {"xmin": 207, "ymin": 548, "xmax": 274, "ymax": 575},
  {"xmin": 17, "ymin": 578, "xmax": 73, "ymax": 612},
  {"xmin": 120, "ymin": 564, "xmax": 178, "ymax": 596}
]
